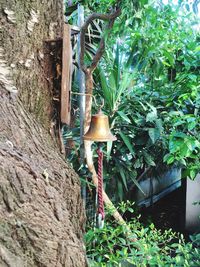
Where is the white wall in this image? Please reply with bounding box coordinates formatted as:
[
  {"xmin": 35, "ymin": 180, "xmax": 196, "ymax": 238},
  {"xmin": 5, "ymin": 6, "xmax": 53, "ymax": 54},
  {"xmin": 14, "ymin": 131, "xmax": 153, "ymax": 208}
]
[{"xmin": 185, "ymin": 175, "xmax": 200, "ymax": 233}]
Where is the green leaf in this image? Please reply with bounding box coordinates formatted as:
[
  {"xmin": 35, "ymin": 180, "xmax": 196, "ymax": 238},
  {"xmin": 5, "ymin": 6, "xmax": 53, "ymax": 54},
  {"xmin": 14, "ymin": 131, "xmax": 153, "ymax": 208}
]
[
  {"xmin": 119, "ymin": 168, "xmax": 128, "ymax": 191},
  {"xmin": 189, "ymin": 169, "xmax": 196, "ymax": 180},
  {"xmin": 113, "ymin": 43, "xmax": 120, "ymax": 87},
  {"xmin": 138, "ymin": 101, "xmax": 147, "ymax": 111},
  {"xmin": 129, "ymin": 176, "xmax": 147, "ymax": 196},
  {"xmin": 97, "ymin": 66, "xmax": 113, "ymax": 111},
  {"xmin": 117, "ymin": 111, "xmax": 131, "ymax": 124},
  {"xmin": 167, "ymin": 155, "xmax": 175, "ymax": 164},
  {"xmin": 116, "ymin": 71, "xmax": 132, "ymax": 104},
  {"xmin": 173, "ymin": 132, "xmax": 187, "ymax": 138},
  {"xmin": 148, "ymin": 128, "xmax": 160, "ymax": 144},
  {"xmin": 186, "ymin": 138, "xmax": 198, "ymax": 151},
  {"xmin": 155, "ymin": 119, "xmax": 163, "ymax": 133},
  {"xmin": 119, "ymin": 132, "xmax": 135, "ymax": 155},
  {"xmin": 163, "ymin": 154, "xmax": 175, "ymax": 164},
  {"xmin": 134, "ymin": 158, "xmax": 141, "ymax": 168},
  {"xmin": 146, "ymin": 110, "xmax": 157, "ymax": 122},
  {"xmin": 169, "ymin": 139, "xmax": 182, "ymax": 153},
  {"xmin": 163, "ymin": 50, "xmax": 174, "ymax": 66},
  {"xmin": 188, "ymin": 121, "xmax": 196, "ymax": 131},
  {"xmin": 179, "ymin": 144, "xmax": 190, "ymax": 157},
  {"xmin": 143, "ymin": 151, "xmax": 156, "ymax": 166},
  {"xmin": 179, "ymin": 158, "xmax": 187, "ymax": 166}
]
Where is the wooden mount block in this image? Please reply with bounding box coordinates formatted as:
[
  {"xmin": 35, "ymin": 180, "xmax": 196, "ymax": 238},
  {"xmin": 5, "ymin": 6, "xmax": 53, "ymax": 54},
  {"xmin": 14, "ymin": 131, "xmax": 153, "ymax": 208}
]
[{"xmin": 61, "ymin": 24, "xmax": 72, "ymax": 125}]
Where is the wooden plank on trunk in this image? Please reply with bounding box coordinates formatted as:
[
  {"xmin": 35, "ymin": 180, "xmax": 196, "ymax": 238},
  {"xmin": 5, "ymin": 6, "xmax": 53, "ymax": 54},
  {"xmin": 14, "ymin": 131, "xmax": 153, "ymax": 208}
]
[{"xmin": 61, "ymin": 24, "xmax": 72, "ymax": 124}]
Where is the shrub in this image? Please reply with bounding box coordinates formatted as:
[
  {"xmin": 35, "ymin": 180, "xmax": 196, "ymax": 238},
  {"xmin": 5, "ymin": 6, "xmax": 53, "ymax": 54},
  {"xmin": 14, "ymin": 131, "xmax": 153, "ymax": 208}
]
[{"xmin": 85, "ymin": 202, "xmax": 200, "ymax": 266}]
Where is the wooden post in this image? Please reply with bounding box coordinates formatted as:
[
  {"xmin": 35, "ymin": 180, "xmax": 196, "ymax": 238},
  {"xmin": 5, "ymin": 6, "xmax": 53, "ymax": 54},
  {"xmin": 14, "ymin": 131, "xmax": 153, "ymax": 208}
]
[
  {"xmin": 77, "ymin": 5, "xmax": 85, "ymax": 141},
  {"xmin": 61, "ymin": 24, "xmax": 72, "ymax": 125},
  {"xmin": 77, "ymin": 5, "xmax": 86, "ymax": 205}
]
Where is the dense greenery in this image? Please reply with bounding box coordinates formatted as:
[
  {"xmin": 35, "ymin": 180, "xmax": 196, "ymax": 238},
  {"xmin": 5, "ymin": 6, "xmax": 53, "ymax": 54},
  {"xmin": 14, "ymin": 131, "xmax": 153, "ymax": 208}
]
[
  {"xmin": 85, "ymin": 202, "xmax": 200, "ymax": 266},
  {"xmin": 65, "ymin": 1, "xmax": 200, "ymax": 265},
  {"xmin": 94, "ymin": 2, "xmax": 200, "ymax": 200},
  {"xmin": 66, "ymin": 1, "xmax": 200, "ymax": 201}
]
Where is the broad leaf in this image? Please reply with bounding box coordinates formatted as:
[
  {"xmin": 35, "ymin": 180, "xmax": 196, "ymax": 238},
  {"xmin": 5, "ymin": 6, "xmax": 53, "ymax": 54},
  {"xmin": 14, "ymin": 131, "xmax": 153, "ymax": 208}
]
[
  {"xmin": 148, "ymin": 128, "xmax": 160, "ymax": 144},
  {"xmin": 117, "ymin": 111, "xmax": 131, "ymax": 124},
  {"xmin": 119, "ymin": 132, "xmax": 135, "ymax": 155},
  {"xmin": 146, "ymin": 110, "xmax": 157, "ymax": 122}
]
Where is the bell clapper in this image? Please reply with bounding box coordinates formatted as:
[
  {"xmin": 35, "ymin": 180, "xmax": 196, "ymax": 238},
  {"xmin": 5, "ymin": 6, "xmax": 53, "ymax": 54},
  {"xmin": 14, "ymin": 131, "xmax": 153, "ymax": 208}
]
[{"xmin": 98, "ymin": 213, "xmax": 104, "ymax": 229}]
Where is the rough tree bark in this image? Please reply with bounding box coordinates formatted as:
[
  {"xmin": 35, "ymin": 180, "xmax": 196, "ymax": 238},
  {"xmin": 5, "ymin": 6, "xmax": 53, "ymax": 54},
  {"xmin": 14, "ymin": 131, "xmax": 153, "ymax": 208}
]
[{"xmin": 0, "ymin": 0, "xmax": 87, "ymax": 266}]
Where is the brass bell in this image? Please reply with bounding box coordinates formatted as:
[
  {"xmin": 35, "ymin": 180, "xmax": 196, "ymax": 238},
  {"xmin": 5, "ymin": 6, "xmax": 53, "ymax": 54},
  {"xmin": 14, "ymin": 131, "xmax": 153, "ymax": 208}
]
[{"xmin": 83, "ymin": 110, "xmax": 116, "ymax": 142}]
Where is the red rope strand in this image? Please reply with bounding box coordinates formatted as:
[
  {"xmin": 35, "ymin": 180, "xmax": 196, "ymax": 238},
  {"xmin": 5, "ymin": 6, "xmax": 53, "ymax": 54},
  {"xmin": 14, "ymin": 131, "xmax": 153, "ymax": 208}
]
[{"xmin": 97, "ymin": 147, "xmax": 105, "ymax": 220}]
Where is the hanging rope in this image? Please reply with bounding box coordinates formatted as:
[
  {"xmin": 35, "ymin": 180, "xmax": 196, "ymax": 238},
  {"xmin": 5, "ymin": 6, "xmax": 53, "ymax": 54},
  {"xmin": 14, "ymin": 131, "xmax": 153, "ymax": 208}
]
[{"xmin": 97, "ymin": 145, "xmax": 104, "ymax": 228}]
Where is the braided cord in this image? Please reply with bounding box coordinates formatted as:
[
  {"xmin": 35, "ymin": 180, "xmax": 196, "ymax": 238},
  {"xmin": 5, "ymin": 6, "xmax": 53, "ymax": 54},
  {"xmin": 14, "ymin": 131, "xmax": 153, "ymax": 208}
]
[{"xmin": 97, "ymin": 147, "xmax": 105, "ymax": 220}]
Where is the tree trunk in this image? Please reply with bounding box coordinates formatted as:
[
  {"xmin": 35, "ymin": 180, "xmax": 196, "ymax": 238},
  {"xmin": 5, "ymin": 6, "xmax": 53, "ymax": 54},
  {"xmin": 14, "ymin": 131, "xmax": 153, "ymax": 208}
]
[{"xmin": 0, "ymin": 1, "xmax": 87, "ymax": 266}]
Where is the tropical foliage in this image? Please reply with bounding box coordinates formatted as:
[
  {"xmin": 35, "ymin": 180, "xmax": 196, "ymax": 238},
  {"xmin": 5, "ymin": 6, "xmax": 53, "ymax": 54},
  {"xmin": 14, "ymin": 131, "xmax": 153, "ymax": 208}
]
[
  {"xmin": 65, "ymin": 0, "xmax": 200, "ymax": 201},
  {"xmin": 64, "ymin": 0, "xmax": 200, "ymax": 265},
  {"xmin": 91, "ymin": 2, "xmax": 200, "ymax": 201},
  {"xmin": 86, "ymin": 202, "xmax": 200, "ymax": 266}
]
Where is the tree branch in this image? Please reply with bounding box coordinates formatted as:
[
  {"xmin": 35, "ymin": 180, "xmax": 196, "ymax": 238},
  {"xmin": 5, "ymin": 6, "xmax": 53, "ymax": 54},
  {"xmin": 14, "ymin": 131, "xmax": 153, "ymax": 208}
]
[
  {"xmin": 79, "ymin": 6, "xmax": 127, "ymax": 228},
  {"xmin": 90, "ymin": 17, "xmax": 116, "ymax": 72},
  {"xmin": 79, "ymin": 8, "xmax": 121, "ymax": 73}
]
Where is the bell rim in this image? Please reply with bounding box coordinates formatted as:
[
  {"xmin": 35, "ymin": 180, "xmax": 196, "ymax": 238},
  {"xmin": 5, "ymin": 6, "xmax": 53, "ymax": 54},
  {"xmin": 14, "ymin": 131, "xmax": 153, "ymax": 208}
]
[{"xmin": 83, "ymin": 134, "xmax": 117, "ymax": 142}]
